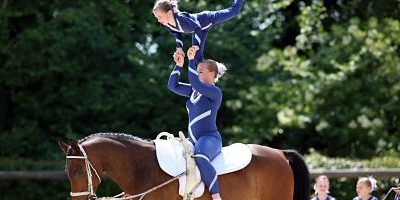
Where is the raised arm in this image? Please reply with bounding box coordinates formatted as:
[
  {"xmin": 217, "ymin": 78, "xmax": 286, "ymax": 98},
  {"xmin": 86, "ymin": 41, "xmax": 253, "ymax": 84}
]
[
  {"xmin": 167, "ymin": 52, "xmax": 192, "ymax": 97},
  {"xmin": 187, "ymin": 48, "xmax": 221, "ymax": 101}
]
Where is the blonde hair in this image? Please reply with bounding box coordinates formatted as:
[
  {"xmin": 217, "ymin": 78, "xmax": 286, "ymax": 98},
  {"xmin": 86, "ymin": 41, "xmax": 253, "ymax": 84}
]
[
  {"xmin": 153, "ymin": 0, "xmax": 179, "ymax": 12},
  {"xmin": 202, "ymin": 59, "xmax": 227, "ymax": 83},
  {"xmin": 358, "ymin": 176, "xmax": 378, "ymax": 191},
  {"xmin": 315, "ymin": 175, "xmax": 330, "ymax": 184}
]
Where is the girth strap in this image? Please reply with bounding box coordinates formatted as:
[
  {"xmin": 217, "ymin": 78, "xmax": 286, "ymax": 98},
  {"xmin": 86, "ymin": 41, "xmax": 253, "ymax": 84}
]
[{"xmin": 179, "ymin": 131, "xmax": 200, "ymax": 200}]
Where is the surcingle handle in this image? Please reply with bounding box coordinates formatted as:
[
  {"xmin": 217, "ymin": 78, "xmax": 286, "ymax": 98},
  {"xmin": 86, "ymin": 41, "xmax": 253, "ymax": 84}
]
[{"xmin": 179, "ymin": 131, "xmax": 199, "ymax": 200}]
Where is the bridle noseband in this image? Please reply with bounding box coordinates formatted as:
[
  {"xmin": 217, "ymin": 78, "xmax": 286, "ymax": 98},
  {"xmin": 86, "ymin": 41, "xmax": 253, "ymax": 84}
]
[{"xmin": 66, "ymin": 144, "xmax": 102, "ymax": 199}]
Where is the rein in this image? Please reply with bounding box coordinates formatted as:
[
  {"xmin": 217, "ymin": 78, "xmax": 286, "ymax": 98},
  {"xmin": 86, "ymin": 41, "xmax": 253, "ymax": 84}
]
[
  {"xmin": 66, "ymin": 144, "xmax": 185, "ymax": 200},
  {"xmin": 96, "ymin": 172, "xmax": 185, "ymax": 200}
]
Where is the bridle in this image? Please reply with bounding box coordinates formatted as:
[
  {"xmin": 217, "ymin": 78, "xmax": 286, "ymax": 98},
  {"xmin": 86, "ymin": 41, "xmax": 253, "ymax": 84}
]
[{"xmin": 66, "ymin": 144, "xmax": 102, "ymax": 199}]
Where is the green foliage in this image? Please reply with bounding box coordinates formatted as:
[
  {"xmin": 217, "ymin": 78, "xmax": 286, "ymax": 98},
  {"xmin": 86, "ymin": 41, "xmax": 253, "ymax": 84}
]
[
  {"xmin": 0, "ymin": 0, "xmax": 171, "ymax": 159},
  {"xmin": 310, "ymin": 16, "xmax": 400, "ymax": 157},
  {"xmin": 306, "ymin": 149, "xmax": 400, "ymax": 169},
  {"xmin": 224, "ymin": 0, "xmax": 400, "ymax": 157}
]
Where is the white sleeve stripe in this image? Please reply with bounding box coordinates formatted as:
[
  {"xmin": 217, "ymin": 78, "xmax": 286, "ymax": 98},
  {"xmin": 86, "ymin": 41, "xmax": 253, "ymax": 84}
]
[
  {"xmin": 170, "ymin": 71, "xmax": 180, "ymax": 76},
  {"xmin": 189, "ymin": 128, "xmax": 197, "ymax": 143},
  {"xmin": 189, "ymin": 110, "xmax": 211, "ymax": 126},
  {"xmin": 176, "ymin": 39, "xmax": 183, "ymax": 46},
  {"xmin": 189, "ymin": 67, "xmax": 198, "ymax": 75},
  {"xmin": 179, "ymin": 82, "xmax": 191, "ymax": 86},
  {"xmin": 202, "ymin": 23, "xmax": 212, "ymax": 30},
  {"xmin": 176, "ymin": 19, "xmax": 183, "ymax": 32},
  {"xmin": 209, "ymin": 175, "xmax": 218, "ymax": 192},
  {"xmin": 194, "ymin": 34, "xmax": 201, "ymax": 44}
]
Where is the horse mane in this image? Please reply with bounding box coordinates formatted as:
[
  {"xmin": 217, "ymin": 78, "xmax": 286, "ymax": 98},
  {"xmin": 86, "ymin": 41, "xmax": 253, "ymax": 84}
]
[{"xmin": 78, "ymin": 132, "xmax": 153, "ymax": 144}]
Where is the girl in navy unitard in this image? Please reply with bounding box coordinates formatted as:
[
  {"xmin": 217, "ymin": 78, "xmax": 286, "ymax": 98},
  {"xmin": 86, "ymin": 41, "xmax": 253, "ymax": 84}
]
[
  {"xmin": 167, "ymin": 46, "xmax": 226, "ymax": 200},
  {"xmin": 153, "ymin": 0, "xmax": 244, "ymax": 64}
]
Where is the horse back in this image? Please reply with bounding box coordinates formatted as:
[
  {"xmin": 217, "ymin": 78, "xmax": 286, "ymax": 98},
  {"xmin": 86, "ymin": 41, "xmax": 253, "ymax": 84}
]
[{"xmin": 216, "ymin": 144, "xmax": 294, "ymax": 200}]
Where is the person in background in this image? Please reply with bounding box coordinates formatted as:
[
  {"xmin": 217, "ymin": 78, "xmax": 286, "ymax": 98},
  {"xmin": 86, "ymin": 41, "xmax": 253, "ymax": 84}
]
[
  {"xmin": 311, "ymin": 175, "xmax": 336, "ymax": 200},
  {"xmin": 353, "ymin": 176, "xmax": 379, "ymax": 200},
  {"xmin": 394, "ymin": 187, "xmax": 400, "ymax": 200}
]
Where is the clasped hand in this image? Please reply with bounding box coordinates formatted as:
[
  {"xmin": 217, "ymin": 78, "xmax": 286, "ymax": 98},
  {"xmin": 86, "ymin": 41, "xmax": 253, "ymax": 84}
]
[{"xmin": 174, "ymin": 46, "xmax": 199, "ymax": 67}]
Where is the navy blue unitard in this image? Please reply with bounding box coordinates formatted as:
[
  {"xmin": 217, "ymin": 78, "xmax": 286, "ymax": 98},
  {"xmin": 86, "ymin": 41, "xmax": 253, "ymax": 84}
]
[
  {"xmin": 167, "ymin": 60, "xmax": 222, "ymax": 195},
  {"xmin": 166, "ymin": 0, "xmax": 244, "ymax": 63}
]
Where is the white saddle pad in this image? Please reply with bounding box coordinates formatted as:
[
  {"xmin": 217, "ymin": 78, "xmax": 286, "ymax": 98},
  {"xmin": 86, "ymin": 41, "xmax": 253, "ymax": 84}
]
[{"xmin": 153, "ymin": 138, "xmax": 252, "ymax": 197}]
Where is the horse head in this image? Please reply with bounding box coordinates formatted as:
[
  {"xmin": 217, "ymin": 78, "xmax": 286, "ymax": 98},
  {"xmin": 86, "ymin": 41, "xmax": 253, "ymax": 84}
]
[{"xmin": 58, "ymin": 139, "xmax": 102, "ymax": 200}]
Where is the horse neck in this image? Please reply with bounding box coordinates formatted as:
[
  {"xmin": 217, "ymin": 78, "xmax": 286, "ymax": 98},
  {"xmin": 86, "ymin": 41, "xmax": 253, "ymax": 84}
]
[{"xmin": 86, "ymin": 138, "xmax": 160, "ymax": 194}]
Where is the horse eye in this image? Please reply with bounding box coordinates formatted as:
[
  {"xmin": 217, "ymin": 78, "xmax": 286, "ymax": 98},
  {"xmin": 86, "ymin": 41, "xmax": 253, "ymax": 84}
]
[
  {"xmin": 76, "ymin": 171, "xmax": 84, "ymax": 176},
  {"xmin": 73, "ymin": 166, "xmax": 84, "ymax": 176}
]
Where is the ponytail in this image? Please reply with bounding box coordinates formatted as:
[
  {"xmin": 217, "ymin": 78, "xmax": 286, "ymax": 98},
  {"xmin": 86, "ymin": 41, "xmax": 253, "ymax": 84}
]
[
  {"xmin": 170, "ymin": 0, "xmax": 179, "ymax": 7},
  {"xmin": 368, "ymin": 176, "xmax": 378, "ymax": 191},
  {"xmin": 215, "ymin": 62, "xmax": 227, "ymax": 82}
]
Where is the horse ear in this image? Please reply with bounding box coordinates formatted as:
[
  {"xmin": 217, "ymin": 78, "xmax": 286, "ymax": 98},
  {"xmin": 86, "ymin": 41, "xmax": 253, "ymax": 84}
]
[
  {"xmin": 58, "ymin": 139, "xmax": 69, "ymax": 155},
  {"xmin": 70, "ymin": 140, "xmax": 81, "ymax": 155}
]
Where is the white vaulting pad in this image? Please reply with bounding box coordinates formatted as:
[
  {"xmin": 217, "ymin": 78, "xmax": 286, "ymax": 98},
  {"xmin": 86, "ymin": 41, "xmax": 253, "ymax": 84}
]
[
  {"xmin": 153, "ymin": 138, "xmax": 252, "ymax": 197},
  {"xmin": 212, "ymin": 143, "xmax": 253, "ymax": 174},
  {"xmin": 154, "ymin": 138, "xmax": 187, "ymax": 177}
]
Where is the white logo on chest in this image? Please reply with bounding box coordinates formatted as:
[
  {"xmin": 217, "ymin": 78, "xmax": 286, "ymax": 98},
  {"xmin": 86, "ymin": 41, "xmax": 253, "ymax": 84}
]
[{"xmin": 190, "ymin": 91, "xmax": 202, "ymax": 104}]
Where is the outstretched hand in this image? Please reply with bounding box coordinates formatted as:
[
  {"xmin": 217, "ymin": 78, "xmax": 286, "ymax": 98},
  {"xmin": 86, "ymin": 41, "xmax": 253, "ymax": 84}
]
[
  {"xmin": 187, "ymin": 46, "xmax": 199, "ymax": 60},
  {"xmin": 173, "ymin": 51, "xmax": 184, "ymax": 67}
]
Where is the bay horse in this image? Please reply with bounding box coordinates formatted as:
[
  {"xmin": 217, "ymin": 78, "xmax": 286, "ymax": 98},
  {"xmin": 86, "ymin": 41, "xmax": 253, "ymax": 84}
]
[{"xmin": 58, "ymin": 133, "xmax": 310, "ymax": 200}]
